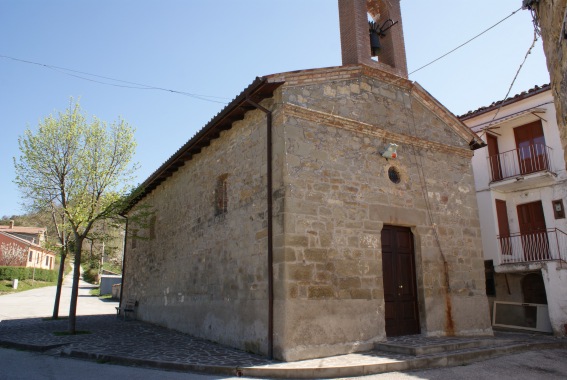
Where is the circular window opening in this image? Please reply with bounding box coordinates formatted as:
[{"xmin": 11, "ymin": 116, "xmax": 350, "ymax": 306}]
[{"xmin": 388, "ymin": 166, "xmax": 401, "ymax": 184}]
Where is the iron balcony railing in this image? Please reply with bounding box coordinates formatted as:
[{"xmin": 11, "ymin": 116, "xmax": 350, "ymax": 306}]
[
  {"xmin": 487, "ymin": 144, "xmax": 554, "ymax": 183},
  {"xmin": 497, "ymin": 228, "xmax": 567, "ymax": 265}
]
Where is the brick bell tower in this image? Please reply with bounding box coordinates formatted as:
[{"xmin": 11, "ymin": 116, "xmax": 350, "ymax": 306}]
[{"xmin": 339, "ymin": 0, "xmax": 408, "ymax": 78}]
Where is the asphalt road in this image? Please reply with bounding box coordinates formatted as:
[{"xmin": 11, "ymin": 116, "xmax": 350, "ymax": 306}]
[
  {"xmin": 1, "ymin": 346, "xmax": 567, "ymax": 380},
  {"xmin": 2, "ymin": 268, "xmax": 566, "ymax": 379},
  {"xmin": 0, "ymin": 266, "xmax": 117, "ymax": 321}
]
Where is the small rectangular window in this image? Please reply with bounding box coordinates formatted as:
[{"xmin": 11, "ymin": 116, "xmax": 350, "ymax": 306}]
[
  {"xmin": 131, "ymin": 230, "xmax": 138, "ymax": 249},
  {"xmin": 45, "ymin": 256, "xmax": 49, "ymax": 266},
  {"xmin": 215, "ymin": 174, "xmax": 228, "ymax": 216},
  {"xmin": 28, "ymin": 251, "xmax": 33, "ymax": 262},
  {"xmin": 149, "ymin": 216, "xmax": 156, "ymax": 240},
  {"xmin": 484, "ymin": 260, "xmax": 496, "ymax": 296}
]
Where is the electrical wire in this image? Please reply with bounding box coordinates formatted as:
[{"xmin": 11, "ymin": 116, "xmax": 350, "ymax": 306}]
[
  {"xmin": 490, "ymin": 28, "xmax": 540, "ymax": 122},
  {"xmin": 408, "ymin": 7, "xmax": 523, "ymax": 76},
  {"xmin": 0, "ymin": 54, "xmax": 230, "ymax": 104}
]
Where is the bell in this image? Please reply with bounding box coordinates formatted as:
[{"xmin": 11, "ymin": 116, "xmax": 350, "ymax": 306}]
[{"xmin": 369, "ymin": 30, "xmax": 381, "ymax": 56}]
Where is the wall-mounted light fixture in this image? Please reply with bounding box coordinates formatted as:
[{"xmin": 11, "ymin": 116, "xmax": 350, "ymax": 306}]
[{"xmin": 381, "ymin": 143, "xmax": 398, "ymax": 159}]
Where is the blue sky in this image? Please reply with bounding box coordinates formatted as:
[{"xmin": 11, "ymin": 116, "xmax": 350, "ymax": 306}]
[{"xmin": 0, "ymin": 1, "xmax": 549, "ymax": 218}]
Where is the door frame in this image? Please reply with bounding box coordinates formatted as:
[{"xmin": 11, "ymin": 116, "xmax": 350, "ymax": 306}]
[
  {"xmin": 381, "ymin": 225, "xmax": 421, "ymax": 337},
  {"xmin": 517, "ymin": 201, "xmax": 549, "ymax": 261}
]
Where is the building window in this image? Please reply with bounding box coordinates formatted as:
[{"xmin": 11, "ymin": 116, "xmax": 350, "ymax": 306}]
[
  {"xmin": 149, "ymin": 215, "xmax": 156, "ymax": 240},
  {"xmin": 28, "ymin": 251, "xmax": 33, "ymax": 262},
  {"xmin": 45, "ymin": 256, "xmax": 49, "ymax": 266},
  {"xmin": 484, "ymin": 260, "xmax": 496, "ymax": 296},
  {"xmin": 552, "ymin": 199, "xmax": 565, "ymax": 219},
  {"xmin": 215, "ymin": 174, "xmax": 229, "ymax": 216},
  {"xmin": 131, "ymin": 230, "xmax": 138, "ymax": 249},
  {"xmin": 513, "ymin": 120, "xmax": 547, "ymax": 175}
]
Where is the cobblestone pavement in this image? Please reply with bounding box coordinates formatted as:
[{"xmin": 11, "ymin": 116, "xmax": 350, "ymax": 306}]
[
  {"xmin": 0, "ymin": 315, "xmax": 274, "ymax": 368},
  {"xmin": 1, "ymin": 312, "xmax": 565, "ymax": 378},
  {"xmin": 2, "ymin": 267, "xmax": 565, "ymax": 377}
]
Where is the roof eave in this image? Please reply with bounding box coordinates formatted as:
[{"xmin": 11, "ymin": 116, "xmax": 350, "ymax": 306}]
[{"xmin": 122, "ymin": 77, "xmax": 284, "ymax": 215}]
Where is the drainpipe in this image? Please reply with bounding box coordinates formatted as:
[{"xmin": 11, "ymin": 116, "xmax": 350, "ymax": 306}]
[
  {"xmin": 245, "ymin": 96, "xmax": 274, "ymax": 360},
  {"xmin": 118, "ymin": 216, "xmax": 129, "ymax": 309}
]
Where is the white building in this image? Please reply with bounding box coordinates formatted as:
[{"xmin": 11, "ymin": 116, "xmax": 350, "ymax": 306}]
[{"xmin": 461, "ymin": 84, "xmax": 567, "ymax": 336}]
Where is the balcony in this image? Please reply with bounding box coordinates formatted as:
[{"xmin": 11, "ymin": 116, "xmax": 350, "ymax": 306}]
[
  {"xmin": 487, "ymin": 145, "xmax": 556, "ymax": 191},
  {"xmin": 497, "ymin": 228, "xmax": 567, "ymax": 265}
]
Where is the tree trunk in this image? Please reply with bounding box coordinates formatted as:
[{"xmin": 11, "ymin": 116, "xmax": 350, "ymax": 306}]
[
  {"xmin": 536, "ymin": 0, "xmax": 567, "ymax": 169},
  {"xmin": 68, "ymin": 238, "xmax": 83, "ymax": 334},
  {"xmin": 52, "ymin": 251, "xmax": 66, "ymax": 319}
]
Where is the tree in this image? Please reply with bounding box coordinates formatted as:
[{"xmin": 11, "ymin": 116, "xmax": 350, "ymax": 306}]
[
  {"xmin": 14, "ymin": 100, "xmax": 137, "ymax": 333},
  {"xmin": 0, "ymin": 242, "xmax": 26, "ymax": 266},
  {"xmin": 526, "ymin": 1, "xmax": 567, "ymax": 168}
]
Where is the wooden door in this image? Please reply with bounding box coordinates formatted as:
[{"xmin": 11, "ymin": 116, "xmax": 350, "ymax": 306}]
[
  {"xmin": 381, "ymin": 225, "xmax": 420, "ymax": 337},
  {"xmin": 514, "ymin": 121, "xmax": 547, "ymax": 175},
  {"xmin": 487, "ymin": 134, "xmax": 502, "ymax": 181},
  {"xmin": 495, "ymin": 200, "xmax": 511, "ymax": 256},
  {"xmin": 517, "ymin": 201, "xmax": 549, "ymax": 261}
]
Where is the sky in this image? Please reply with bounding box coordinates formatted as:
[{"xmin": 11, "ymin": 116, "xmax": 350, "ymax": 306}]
[{"xmin": 0, "ymin": 1, "xmax": 550, "ymax": 218}]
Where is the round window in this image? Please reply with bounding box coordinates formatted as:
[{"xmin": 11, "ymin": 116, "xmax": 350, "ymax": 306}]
[{"xmin": 388, "ymin": 166, "xmax": 401, "ymax": 184}]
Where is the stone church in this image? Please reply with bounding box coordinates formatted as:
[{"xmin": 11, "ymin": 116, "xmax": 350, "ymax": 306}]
[{"xmin": 121, "ymin": 0, "xmax": 492, "ymax": 362}]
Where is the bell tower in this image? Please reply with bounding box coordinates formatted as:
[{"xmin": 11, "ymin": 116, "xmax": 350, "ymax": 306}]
[{"xmin": 339, "ymin": 0, "xmax": 408, "ymax": 78}]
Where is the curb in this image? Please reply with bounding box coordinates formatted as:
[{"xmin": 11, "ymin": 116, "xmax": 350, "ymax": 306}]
[
  {"xmin": 61, "ymin": 349, "xmax": 242, "ymax": 377},
  {"xmin": 59, "ymin": 340, "xmax": 567, "ymax": 379},
  {"xmin": 0, "ymin": 339, "xmax": 66, "ymax": 353}
]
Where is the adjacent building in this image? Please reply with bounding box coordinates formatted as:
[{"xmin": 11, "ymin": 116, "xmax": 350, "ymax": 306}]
[
  {"xmin": 0, "ymin": 220, "xmax": 47, "ymax": 246},
  {"xmin": 0, "ymin": 231, "xmax": 55, "ymax": 270},
  {"xmin": 121, "ymin": 0, "xmax": 493, "ymax": 361},
  {"xmin": 461, "ymin": 84, "xmax": 567, "ymax": 336}
]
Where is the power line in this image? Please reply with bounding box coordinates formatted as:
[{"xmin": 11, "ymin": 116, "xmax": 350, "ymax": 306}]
[
  {"xmin": 490, "ymin": 29, "xmax": 540, "ymax": 122},
  {"xmin": 0, "ymin": 54, "xmax": 230, "ymax": 104},
  {"xmin": 408, "ymin": 7, "xmax": 523, "ymax": 76}
]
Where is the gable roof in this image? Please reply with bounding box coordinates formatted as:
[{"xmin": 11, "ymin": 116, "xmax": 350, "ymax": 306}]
[
  {"xmin": 0, "ymin": 225, "xmax": 46, "ymax": 235},
  {"xmin": 123, "ymin": 64, "xmax": 485, "ymax": 214},
  {"xmin": 459, "ymin": 84, "xmax": 551, "ymax": 121},
  {"xmin": 0, "ymin": 231, "xmax": 48, "ymax": 251}
]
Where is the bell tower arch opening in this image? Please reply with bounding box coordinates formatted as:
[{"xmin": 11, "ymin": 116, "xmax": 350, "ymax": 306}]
[{"xmin": 338, "ymin": 0, "xmax": 408, "ymax": 78}]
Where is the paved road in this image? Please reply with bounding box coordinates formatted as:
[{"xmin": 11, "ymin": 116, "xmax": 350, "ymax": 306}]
[
  {"xmin": 0, "ymin": 346, "xmax": 220, "ymax": 380},
  {"xmin": 1, "ymin": 346, "xmax": 567, "ymax": 380},
  {"xmin": 0, "ymin": 265, "xmax": 117, "ymax": 321},
  {"xmin": 2, "ymin": 268, "xmax": 566, "ymax": 379}
]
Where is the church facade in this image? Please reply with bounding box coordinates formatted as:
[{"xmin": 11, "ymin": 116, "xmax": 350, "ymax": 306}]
[{"xmin": 121, "ymin": 0, "xmax": 492, "ymax": 361}]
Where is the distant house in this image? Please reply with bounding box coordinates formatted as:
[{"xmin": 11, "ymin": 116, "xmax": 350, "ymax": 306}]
[
  {"xmin": 461, "ymin": 84, "xmax": 567, "ymax": 336},
  {"xmin": 0, "ymin": 220, "xmax": 47, "ymax": 246},
  {"xmin": 120, "ymin": 0, "xmax": 492, "ymax": 362},
  {"xmin": 0, "ymin": 231, "xmax": 55, "ymax": 270}
]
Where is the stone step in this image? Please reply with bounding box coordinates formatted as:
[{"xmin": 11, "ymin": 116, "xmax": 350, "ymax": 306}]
[{"xmin": 374, "ymin": 338, "xmax": 510, "ymax": 356}]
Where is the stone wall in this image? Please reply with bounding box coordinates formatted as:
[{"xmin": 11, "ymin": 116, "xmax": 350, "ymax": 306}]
[
  {"xmin": 273, "ymin": 70, "xmax": 492, "ymax": 361},
  {"xmin": 123, "ymin": 65, "xmax": 492, "ymax": 362},
  {"xmin": 536, "ymin": 0, "xmax": 567, "ymax": 169},
  {"xmin": 123, "ymin": 103, "xmax": 279, "ymax": 356}
]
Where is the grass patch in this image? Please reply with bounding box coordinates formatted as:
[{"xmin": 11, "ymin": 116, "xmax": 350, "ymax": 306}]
[
  {"xmin": 52, "ymin": 330, "xmax": 91, "ymax": 336},
  {"xmin": 0, "ymin": 279, "xmax": 56, "ymax": 295},
  {"xmin": 102, "ymin": 262, "xmax": 122, "ymax": 275},
  {"xmin": 89, "ymin": 287, "xmax": 114, "ymax": 299}
]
